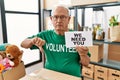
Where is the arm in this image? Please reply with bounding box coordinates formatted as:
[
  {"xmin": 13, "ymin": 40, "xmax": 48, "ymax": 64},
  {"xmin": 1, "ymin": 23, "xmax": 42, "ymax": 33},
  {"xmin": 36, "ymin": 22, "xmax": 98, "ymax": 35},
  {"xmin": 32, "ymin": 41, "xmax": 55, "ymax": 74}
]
[
  {"xmin": 21, "ymin": 38, "xmax": 33, "ymax": 49},
  {"xmin": 76, "ymin": 46, "xmax": 90, "ymax": 67}
]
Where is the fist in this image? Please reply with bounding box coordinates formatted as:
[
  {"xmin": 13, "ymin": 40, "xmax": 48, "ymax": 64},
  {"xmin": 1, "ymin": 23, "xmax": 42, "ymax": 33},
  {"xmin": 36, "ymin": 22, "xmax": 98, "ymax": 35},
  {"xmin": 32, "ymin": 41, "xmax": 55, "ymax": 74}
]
[
  {"xmin": 75, "ymin": 46, "xmax": 88, "ymax": 56},
  {"xmin": 32, "ymin": 37, "xmax": 45, "ymax": 48}
]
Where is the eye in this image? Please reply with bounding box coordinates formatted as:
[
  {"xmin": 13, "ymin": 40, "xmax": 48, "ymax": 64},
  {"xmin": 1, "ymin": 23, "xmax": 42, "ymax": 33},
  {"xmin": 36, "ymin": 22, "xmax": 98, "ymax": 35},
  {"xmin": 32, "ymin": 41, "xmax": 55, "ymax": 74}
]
[
  {"xmin": 52, "ymin": 16, "xmax": 58, "ymax": 19},
  {"xmin": 6, "ymin": 53, "xmax": 11, "ymax": 57},
  {"xmin": 6, "ymin": 53, "xmax": 14, "ymax": 59},
  {"xmin": 60, "ymin": 16, "xmax": 66, "ymax": 19}
]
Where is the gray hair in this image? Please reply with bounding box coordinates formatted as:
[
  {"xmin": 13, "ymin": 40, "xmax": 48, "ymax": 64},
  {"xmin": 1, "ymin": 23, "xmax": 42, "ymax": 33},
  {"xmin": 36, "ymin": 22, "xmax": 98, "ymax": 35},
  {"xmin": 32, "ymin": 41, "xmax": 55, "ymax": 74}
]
[{"xmin": 51, "ymin": 5, "xmax": 70, "ymax": 16}]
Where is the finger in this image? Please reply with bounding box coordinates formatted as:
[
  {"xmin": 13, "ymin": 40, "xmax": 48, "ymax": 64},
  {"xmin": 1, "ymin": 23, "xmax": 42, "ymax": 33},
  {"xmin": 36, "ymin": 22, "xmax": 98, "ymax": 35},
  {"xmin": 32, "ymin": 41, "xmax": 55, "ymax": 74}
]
[
  {"xmin": 77, "ymin": 46, "xmax": 88, "ymax": 52},
  {"xmin": 83, "ymin": 46, "xmax": 88, "ymax": 51},
  {"xmin": 41, "ymin": 40, "xmax": 45, "ymax": 45},
  {"xmin": 76, "ymin": 46, "xmax": 88, "ymax": 55},
  {"xmin": 76, "ymin": 46, "xmax": 83, "ymax": 52},
  {"xmin": 39, "ymin": 47, "xmax": 44, "ymax": 53},
  {"xmin": 32, "ymin": 38, "xmax": 37, "ymax": 44},
  {"xmin": 38, "ymin": 39, "xmax": 44, "ymax": 46},
  {"xmin": 34, "ymin": 38, "xmax": 41, "ymax": 45}
]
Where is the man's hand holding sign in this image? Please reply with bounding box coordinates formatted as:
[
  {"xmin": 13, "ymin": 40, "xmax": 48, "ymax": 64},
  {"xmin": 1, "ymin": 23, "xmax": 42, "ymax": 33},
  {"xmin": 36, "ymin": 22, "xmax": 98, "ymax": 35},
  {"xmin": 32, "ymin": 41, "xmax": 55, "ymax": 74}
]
[{"xmin": 65, "ymin": 31, "xmax": 93, "ymax": 66}]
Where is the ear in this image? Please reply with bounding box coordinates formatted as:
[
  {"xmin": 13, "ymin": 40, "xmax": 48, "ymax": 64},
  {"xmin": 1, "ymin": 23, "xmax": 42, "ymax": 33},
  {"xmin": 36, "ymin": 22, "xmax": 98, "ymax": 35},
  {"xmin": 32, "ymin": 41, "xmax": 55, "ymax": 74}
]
[
  {"xmin": 50, "ymin": 16, "xmax": 52, "ymax": 20},
  {"xmin": 5, "ymin": 44, "xmax": 11, "ymax": 49},
  {"xmin": 20, "ymin": 50, "xmax": 23, "ymax": 54},
  {"xmin": 68, "ymin": 16, "xmax": 71, "ymax": 22},
  {"xmin": 18, "ymin": 50, "xmax": 23, "ymax": 56},
  {"xmin": 19, "ymin": 50, "xmax": 23, "ymax": 61},
  {"xmin": 5, "ymin": 45, "xmax": 9, "ymax": 49}
]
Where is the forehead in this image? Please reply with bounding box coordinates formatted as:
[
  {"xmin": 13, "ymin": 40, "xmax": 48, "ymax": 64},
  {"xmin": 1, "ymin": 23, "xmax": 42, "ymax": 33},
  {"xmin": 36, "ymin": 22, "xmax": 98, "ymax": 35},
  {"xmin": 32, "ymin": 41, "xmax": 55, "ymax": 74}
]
[{"xmin": 53, "ymin": 7, "xmax": 69, "ymax": 16}]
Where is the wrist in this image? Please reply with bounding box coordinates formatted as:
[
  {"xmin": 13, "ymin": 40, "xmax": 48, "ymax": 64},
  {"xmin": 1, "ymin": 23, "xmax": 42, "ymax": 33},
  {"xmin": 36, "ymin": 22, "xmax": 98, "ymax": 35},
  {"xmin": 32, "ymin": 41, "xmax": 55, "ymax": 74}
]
[
  {"xmin": 79, "ymin": 54, "xmax": 87, "ymax": 57},
  {"xmin": 30, "ymin": 39, "xmax": 34, "ymax": 46}
]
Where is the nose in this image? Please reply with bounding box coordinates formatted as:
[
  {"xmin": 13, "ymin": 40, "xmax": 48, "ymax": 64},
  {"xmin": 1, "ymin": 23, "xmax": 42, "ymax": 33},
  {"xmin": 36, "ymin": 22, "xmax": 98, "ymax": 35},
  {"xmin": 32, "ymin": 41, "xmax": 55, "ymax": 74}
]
[
  {"xmin": 8, "ymin": 55, "xmax": 11, "ymax": 57},
  {"xmin": 56, "ymin": 17, "xmax": 62, "ymax": 22}
]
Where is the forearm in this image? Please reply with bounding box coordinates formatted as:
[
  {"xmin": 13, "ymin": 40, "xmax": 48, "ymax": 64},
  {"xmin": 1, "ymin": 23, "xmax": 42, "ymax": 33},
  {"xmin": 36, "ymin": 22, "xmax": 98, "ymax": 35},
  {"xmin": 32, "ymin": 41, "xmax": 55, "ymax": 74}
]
[{"xmin": 21, "ymin": 38, "xmax": 33, "ymax": 49}]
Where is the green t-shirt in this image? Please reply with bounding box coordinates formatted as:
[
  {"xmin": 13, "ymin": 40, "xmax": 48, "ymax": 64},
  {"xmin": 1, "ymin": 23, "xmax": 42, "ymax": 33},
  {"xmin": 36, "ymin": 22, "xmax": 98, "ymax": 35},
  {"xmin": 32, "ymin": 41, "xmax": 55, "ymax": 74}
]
[{"xmin": 29, "ymin": 30, "xmax": 90, "ymax": 77}]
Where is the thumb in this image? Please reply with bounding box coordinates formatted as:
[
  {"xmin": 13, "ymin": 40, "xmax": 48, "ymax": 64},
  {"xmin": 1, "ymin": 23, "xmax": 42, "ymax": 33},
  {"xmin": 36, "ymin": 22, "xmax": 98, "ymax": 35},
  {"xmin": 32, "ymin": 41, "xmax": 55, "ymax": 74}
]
[{"xmin": 39, "ymin": 46, "xmax": 44, "ymax": 53}]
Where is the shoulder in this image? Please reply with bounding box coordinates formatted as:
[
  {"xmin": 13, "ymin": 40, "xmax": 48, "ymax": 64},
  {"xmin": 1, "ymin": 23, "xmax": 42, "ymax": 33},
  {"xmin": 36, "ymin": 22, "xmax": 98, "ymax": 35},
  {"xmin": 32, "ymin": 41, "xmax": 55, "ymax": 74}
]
[{"xmin": 28, "ymin": 30, "xmax": 54, "ymax": 39}]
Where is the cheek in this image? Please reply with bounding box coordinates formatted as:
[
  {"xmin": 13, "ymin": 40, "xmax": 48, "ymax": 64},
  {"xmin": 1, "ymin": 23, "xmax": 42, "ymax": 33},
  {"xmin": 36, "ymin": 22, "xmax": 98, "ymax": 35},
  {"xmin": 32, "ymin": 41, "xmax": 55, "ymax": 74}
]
[
  {"xmin": 51, "ymin": 21, "xmax": 56, "ymax": 26},
  {"xmin": 52, "ymin": 22, "xmax": 56, "ymax": 25},
  {"xmin": 64, "ymin": 21, "xmax": 69, "ymax": 25}
]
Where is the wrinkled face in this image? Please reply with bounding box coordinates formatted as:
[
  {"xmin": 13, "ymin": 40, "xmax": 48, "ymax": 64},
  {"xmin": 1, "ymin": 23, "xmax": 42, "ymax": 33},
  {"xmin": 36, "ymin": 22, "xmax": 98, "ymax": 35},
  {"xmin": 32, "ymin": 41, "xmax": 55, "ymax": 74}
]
[{"xmin": 50, "ymin": 6, "xmax": 71, "ymax": 35}]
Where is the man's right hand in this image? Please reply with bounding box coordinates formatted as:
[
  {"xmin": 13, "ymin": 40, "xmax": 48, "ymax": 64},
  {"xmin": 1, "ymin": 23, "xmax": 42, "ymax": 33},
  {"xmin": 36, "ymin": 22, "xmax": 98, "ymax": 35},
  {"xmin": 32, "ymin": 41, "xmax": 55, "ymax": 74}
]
[{"xmin": 31, "ymin": 37, "xmax": 45, "ymax": 53}]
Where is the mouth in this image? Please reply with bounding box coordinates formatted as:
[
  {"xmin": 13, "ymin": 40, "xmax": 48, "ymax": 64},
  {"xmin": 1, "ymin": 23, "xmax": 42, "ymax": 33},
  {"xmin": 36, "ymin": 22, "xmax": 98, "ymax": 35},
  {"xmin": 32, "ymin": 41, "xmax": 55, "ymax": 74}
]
[
  {"xmin": 57, "ymin": 24, "xmax": 62, "ymax": 26},
  {"xmin": 10, "ymin": 58, "xmax": 15, "ymax": 61}
]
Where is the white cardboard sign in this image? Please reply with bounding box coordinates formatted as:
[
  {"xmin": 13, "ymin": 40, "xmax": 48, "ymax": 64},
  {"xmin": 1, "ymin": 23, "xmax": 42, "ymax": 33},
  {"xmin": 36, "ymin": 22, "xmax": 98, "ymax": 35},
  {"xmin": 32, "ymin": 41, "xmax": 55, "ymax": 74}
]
[{"xmin": 65, "ymin": 31, "xmax": 93, "ymax": 48}]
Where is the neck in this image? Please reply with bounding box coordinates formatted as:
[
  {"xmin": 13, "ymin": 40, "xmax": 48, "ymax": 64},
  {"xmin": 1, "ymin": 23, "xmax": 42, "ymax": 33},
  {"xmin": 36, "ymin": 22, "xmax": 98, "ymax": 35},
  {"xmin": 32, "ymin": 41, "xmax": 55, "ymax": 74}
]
[{"xmin": 55, "ymin": 29, "xmax": 69, "ymax": 35}]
